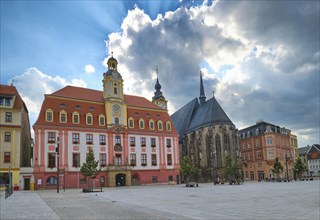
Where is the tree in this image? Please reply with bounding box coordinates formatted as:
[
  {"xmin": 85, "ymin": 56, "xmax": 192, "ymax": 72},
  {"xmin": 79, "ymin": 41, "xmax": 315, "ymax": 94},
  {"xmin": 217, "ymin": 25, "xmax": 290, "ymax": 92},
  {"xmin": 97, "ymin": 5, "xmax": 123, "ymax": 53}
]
[
  {"xmin": 180, "ymin": 155, "xmax": 197, "ymax": 183},
  {"xmin": 293, "ymin": 157, "xmax": 306, "ymax": 180},
  {"xmin": 271, "ymin": 157, "xmax": 284, "ymax": 180},
  {"xmin": 224, "ymin": 154, "xmax": 240, "ymax": 183},
  {"xmin": 80, "ymin": 148, "xmax": 100, "ymax": 189}
]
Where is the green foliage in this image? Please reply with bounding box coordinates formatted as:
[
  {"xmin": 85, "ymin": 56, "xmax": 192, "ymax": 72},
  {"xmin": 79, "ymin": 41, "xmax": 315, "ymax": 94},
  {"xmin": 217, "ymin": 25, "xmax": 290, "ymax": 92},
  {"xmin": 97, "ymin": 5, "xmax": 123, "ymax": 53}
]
[
  {"xmin": 80, "ymin": 148, "xmax": 100, "ymax": 179},
  {"xmin": 180, "ymin": 155, "xmax": 197, "ymax": 182},
  {"xmin": 224, "ymin": 154, "xmax": 240, "ymax": 181},
  {"xmin": 293, "ymin": 157, "xmax": 306, "ymax": 179},
  {"xmin": 272, "ymin": 157, "xmax": 284, "ymax": 177}
]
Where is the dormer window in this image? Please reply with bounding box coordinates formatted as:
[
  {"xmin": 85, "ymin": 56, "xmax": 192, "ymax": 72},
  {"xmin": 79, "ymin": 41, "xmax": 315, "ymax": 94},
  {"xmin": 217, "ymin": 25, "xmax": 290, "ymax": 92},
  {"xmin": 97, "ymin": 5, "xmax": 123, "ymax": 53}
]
[
  {"xmin": 128, "ymin": 117, "xmax": 134, "ymax": 128},
  {"xmin": 46, "ymin": 109, "xmax": 54, "ymax": 122},
  {"xmin": 149, "ymin": 120, "xmax": 154, "ymax": 130},
  {"xmin": 60, "ymin": 110, "xmax": 67, "ymax": 123},
  {"xmin": 158, "ymin": 120, "xmax": 163, "ymax": 130},
  {"xmin": 73, "ymin": 112, "xmax": 79, "ymax": 124},
  {"xmin": 86, "ymin": 113, "xmax": 93, "ymax": 125},
  {"xmin": 166, "ymin": 122, "xmax": 171, "ymax": 131},
  {"xmin": 139, "ymin": 118, "xmax": 145, "ymax": 129},
  {"xmin": 99, "ymin": 115, "xmax": 105, "ymax": 126}
]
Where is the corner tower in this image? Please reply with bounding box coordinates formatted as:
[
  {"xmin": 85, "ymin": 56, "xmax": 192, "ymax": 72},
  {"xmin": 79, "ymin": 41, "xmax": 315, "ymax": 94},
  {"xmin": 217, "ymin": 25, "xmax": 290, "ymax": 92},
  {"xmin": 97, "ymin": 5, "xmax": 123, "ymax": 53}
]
[
  {"xmin": 102, "ymin": 54, "xmax": 127, "ymax": 128},
  {"xmin": 152, "ymin": 67, "xmax": 168, "ymax": 110}
]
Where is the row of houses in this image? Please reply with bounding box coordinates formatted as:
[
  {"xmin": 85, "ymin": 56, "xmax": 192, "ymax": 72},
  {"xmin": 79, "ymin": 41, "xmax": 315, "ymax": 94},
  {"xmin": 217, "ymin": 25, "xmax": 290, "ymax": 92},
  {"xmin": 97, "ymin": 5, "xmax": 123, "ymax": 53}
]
[{"xmin": 1, "ymin": 56, "xmax": 319, "ymax": 190}]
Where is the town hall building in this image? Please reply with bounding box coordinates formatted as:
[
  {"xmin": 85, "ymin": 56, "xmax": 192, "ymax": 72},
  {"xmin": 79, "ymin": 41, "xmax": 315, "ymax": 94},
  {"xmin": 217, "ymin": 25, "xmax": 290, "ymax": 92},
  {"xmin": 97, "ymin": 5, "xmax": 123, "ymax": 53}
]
[{"xmin": 33, "ymin": 56, "xmax": 180, "ymax": 189}]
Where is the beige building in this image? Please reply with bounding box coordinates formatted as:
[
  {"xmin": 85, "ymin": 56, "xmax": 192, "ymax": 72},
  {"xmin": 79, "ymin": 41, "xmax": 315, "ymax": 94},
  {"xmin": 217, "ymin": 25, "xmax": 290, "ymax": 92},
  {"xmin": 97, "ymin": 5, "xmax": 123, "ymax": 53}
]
[
  {"xmin": 290, "ymin": 133, "xmax": 299, "ymax": 161},
  {"xmin": 239, "ymin": 121, "xmax": 293, "ymax": 181},
  {"xmin": 0, "ymin": 85, "xmax": 32, "ymax": 190}
]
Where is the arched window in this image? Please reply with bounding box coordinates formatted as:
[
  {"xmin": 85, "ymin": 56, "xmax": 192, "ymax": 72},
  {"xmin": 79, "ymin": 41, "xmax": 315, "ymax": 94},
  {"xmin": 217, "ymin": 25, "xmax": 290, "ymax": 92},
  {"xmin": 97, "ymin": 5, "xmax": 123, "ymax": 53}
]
[
  {"xmin": 139, "ymin": 118, "xmax": 144, "ymax": 129},
  {"xmin": 215, "ymin": 134, "xmax": 222, "ymax": 167},
  {"xmin": 72, "ymin": 112, "xmax": 80, "ymax": 124},
  {"xmin": 59, "ymin": 110, "xmax": 67, "ymax": 123},
  {"xmin": 128, "ymin": 117, "xmax": 134, "ymax": 128},
  {"xmin": 166, "ymin": 121, "xmax": 171, "ymax": 131},
  {"xmin": 86, "ymin": 113, "xmax": 93, "ymax": 125},
  {"xmin": 158, "ymin": 120, "xmax": 163, "ymax": 131},
  {"xmin": 149, "ymin": 119, "xmax": 155, "ymax": 130},
  {"xmin": 224, "ymin": 133, "xmax": 230, "ymax": 152},
  {"xmin": 46, "ymin": 109, "xmax": 54, "ymax": 122},
  {"xmin": 46, "ymin": 176, "xmax": 57, "ymax": 185},
  {"xmin": 99, "ymin": 114, "xmax": 105, "ymax": 126}
]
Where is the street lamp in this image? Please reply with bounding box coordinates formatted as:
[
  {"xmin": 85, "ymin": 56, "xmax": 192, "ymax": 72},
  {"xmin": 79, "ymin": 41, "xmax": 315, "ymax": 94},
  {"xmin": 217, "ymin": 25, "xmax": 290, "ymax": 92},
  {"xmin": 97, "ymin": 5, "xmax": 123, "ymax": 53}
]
[
  {"xmin": 285, "ymin": 154, "xmax": 289, "ymax": 182},
  {"xmin": 56, "ymin": 137, "xmax": 60, "ymax": 193}
]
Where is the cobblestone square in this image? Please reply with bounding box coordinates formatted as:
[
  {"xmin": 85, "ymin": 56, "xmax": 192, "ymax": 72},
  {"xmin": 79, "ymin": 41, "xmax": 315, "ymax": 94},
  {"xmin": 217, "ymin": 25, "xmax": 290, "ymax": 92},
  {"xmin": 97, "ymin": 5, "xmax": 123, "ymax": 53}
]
[{"xmin": 1, "ymin": 181, "xmax": 319, "ymax": 219}]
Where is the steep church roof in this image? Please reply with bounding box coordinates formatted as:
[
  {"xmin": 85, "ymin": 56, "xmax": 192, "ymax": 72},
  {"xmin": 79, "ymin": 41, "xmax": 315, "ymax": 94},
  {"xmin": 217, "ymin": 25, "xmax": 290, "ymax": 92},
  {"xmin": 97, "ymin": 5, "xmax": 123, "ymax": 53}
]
[{"xmin": 171, "ymin": 73, "xmax": 234, "ymax": 140}]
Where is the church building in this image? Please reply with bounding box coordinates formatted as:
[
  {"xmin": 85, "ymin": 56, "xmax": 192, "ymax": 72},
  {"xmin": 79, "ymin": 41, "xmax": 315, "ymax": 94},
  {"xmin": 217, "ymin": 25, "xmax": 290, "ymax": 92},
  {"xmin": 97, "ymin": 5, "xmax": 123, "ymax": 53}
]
[
  {"xmin": 33, "ymin": 55, "xmax": 180, "ymax": 189},
  {"xmin": 171, "ymin": 72, "xmax": 241, "ymax": 182}
]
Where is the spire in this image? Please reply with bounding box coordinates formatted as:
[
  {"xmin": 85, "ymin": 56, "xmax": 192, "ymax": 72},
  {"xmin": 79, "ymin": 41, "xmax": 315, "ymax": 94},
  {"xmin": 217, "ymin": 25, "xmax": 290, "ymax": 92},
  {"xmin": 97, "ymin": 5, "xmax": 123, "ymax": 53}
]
[
  {"xmin": 199, "ymin": 71, "xmax": 206, "ymax": 105},
  {"xmin": 154, "ymin": 66, "xmax": 161, "ymax": 91}
]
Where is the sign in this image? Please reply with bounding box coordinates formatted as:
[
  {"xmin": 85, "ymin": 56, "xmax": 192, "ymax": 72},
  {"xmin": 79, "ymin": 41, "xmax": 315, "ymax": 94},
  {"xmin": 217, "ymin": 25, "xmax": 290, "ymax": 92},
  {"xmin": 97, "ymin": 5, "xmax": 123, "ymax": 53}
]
[{"xmin": 37, "ymin": 179, "xmax": 42, "ymax": 185}]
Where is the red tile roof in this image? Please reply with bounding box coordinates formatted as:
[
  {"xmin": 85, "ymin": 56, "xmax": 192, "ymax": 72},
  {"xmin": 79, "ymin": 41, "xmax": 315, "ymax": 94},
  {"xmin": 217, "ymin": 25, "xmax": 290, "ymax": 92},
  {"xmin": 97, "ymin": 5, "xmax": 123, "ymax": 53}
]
[
  {"xmin": 34, "ymin": 85, "xmax": 177, "ymax": 134},
  {"xmin": 0, "ymin": 84, "xmax": 28, "ymax": 112}
]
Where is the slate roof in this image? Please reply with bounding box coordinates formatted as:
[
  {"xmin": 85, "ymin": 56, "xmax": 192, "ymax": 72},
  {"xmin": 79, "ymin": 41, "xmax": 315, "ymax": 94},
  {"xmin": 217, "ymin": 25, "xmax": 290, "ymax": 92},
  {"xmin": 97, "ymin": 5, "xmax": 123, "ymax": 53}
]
[
  {"xmin": 298, "ymin": 146, "xmax": 311, "ymax": 155},
  {"xmin": 171, "ymin": 95, "xmax": 234, "ymax": 140}
]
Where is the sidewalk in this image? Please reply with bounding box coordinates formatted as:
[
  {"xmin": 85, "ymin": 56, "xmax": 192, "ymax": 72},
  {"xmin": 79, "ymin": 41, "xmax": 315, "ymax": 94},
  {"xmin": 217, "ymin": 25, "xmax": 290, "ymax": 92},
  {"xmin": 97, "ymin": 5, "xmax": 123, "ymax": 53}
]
[{"xmin": 0, "ymin": 190, "xmax": 59, "ymax": 219}]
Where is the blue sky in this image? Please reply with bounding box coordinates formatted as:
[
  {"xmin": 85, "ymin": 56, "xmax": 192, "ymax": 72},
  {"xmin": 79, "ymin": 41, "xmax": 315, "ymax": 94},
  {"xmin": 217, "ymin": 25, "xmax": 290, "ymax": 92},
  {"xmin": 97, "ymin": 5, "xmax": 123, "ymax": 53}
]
[{"xmin": 1, "ymin": 0, "xmax": 319, "ymax": 148}]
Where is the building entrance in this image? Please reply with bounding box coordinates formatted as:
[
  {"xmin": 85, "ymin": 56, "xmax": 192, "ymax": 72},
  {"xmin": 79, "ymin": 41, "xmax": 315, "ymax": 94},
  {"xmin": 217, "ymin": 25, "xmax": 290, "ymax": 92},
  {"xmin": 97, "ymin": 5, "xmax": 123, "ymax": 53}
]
[
  {"xmin": 115, "ymin": 174, "xmax": 126, "ymax": 186},
  {"xmin": 24, "ymin": 178, "xmax": 30, "ymax": 190}
]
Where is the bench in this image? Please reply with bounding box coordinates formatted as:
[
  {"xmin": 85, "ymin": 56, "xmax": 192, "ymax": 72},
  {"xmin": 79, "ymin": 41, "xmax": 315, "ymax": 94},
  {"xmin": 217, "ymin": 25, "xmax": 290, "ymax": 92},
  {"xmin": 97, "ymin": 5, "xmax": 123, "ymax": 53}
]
[{"xmin": 82, "ymin": 187, "xmax": 102, "ymax": 193}]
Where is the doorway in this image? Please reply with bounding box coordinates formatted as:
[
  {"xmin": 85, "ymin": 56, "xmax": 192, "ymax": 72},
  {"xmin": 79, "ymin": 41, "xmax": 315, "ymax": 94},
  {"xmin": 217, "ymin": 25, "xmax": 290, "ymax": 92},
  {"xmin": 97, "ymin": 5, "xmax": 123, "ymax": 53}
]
[
  {"xmin": 115, "ymin": 174, "xmax": 126, "ymax": 186},
  {"xmin": 24, "ymin": 178, "xmax": 30, "ymax": 190}
]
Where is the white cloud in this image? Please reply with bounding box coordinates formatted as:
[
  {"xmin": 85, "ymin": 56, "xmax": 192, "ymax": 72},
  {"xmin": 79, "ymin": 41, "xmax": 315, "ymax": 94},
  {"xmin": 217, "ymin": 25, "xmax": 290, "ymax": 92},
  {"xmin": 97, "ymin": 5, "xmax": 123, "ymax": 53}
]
[
  {"xmin": 84, "ymin": 64, "xmax": 95, "ymax": 74},
  {"xmin": 105, "ymin": 2, "xmax": 319, "ymax": 148},
  {"xmin": 12, "ymin": 68, "xmax": 87, "ymax": 130}
]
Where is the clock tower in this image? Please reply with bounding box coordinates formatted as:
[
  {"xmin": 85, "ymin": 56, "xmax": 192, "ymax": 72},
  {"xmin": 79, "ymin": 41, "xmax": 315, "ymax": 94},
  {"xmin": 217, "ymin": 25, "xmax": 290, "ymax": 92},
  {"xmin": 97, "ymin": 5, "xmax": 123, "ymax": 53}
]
[
  {"xmin": 102, "ymin": 54, "xmax": 127, "ymax": 127},
  {"xmin": 152, "ymin": 67, "xmax": 168, "ymax": 110}
]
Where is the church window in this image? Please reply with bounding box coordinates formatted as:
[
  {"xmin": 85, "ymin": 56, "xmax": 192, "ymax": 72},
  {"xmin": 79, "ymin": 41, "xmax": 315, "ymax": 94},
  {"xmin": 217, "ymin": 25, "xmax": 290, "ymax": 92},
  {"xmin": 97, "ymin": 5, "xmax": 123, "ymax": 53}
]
[
  {"xmin": 60, "ymin": 110, "xmax": 67, "ymax": 123},
  {"xmin": 139, "ymin": 118, "xmax": 145, "ymax": 129},
  {"xmin": 46, "ymin": 109, "xmax": 54, "ymax": 122},
  {"xmin": 166, "ymin": 122, "xmax": 171, "ymax": 131},
  {"xmin": 224, "ymin": 133, "xmax": 230, "ymax": 151},
  {"xmin": 215, "ymin": 134, "xmax": 222, "ymax": 167},
  {"xmin": 72, "ymin": 112, "xmax": 79, "ymax": 124}
]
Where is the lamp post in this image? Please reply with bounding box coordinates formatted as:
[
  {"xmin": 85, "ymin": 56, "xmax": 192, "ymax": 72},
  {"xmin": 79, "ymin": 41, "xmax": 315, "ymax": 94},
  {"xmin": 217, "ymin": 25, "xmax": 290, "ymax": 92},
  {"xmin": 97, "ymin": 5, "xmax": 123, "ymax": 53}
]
[
  {"xmin": 285, "ymin": 154, "xmax": 289, "ymax": 182},
  {"xmin": 56, "ymin": 137, "xmax": 60, "ymax": 193}
]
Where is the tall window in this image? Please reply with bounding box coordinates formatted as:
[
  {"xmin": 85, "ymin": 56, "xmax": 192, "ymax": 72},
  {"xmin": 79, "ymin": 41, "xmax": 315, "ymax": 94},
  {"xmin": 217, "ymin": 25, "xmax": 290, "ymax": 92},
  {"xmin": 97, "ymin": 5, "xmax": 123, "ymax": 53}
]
[
  {"xmin": 151, "ymin": 154, "xmax": 157, "ymax": 166},
  {"xmin": 130, "ymin": 154, "xmax": 136, "ymax": 166},
  {"xmin": 46, "ymin": 176, "xmax": 57, "ymax": 185},
  {"xmin": 46, "ymin": 110, "xmax": 53, "ymax": 122},
  {"xmin": 141, "ymin": 137, "xmax": 146, "ymax": 147},
  {"xmin": 60, "ymin": 111, "xmax": 67, "ymax": 123},
  {"xmin": 158, "ymin": 121, "xmax": 163, "ymax": 130},
  {"xmin": 167, "ymin": 154, "xmax": 172, "ymax": 165},
  {"xmin": 115, "ymin": 117, "xmax": 120, "ymax": 125},
  {"xmin": 141, "ymin": 154, "xmax": 147, "ymax": 166},
  {"xmin": 86, "ymin": 114, "xmax": 93, "ymax": 125},
  {"xmin": 73, "ymin": 153, "xmax": 80, "ymax": 167},
  {"xmin": 48, "ymin": 153, "xmax": 56, "ymax": 168},
  {"xmin": 256, "ymin": 139, "xmax": 260, "ymax": 147},
  {"xmin": 100, "ymin": 153, "xmax": 106, "ymax": 166},
  {"xmin": 86, "ymin": 134, "xmax": 93, "ymax": 144},
  {"xmin": 151, "ymin": 138, "xmax": 156, "ymax": 147},
  {"xmin": 73, "ymin": 112, "xmax": 79, "ymax": 124},
  {"xmin": 166, "ymin": 138, "xmax": 171, "ymax": 147},
  {"xmin": 257, "ymin": 151, "xmax": 262, "ymax": 159},
  {"xmin": 4, "ymin": 152, "xmax": 10, "ymax": 163},
  {"xmin": 166, "ymin": 122, "xmax": 171, "ymax": 131},
  {"xmin": 267, "ymin": 137, "xmax": 273, "ymax": 145},
  {"xmin": 48, "ymin": 132, "xmax": 55, "ymax": 143},
  {"xmin": 115, "ymin": 154, "xmax": 121, "ymax": 165},
  {"xmin": 114, "ymin": 82, "xmax": 118, "ymax": 95},
  {"xmin": 99, "ymin": 135, "xmax": 106, "ymax": 145},
  {"xmin": 5, "ymin": 112, "xmax": 12, "ymax": 122},
  {"xmin": 4, "ymin": 132, "xmax": 11, "ymax": 142},
  {"xmin": 115, "ymin": 136, "xmax": 121, "ymax": 144},
  {"xmin": 149, "ymin": 120, "xmax": 154, "ymax": 130},
  {"xmin": 130, "ymin": 137, "xmax": 135, "ymax": 146},
  {"xmin": 72, "ymin": 133, "xmax": 79, "ymax": 144},
  {"xmin": 5, "ymin": 98, "xmax": 11, "ymax": 106},
  {"xmin": 139, "ymin": 119, "xmax": 144, "ymax": 129},
  {"xmin": 128, "ymin": 118, "xmax": 134, "ymax": 128},
  {"xmin": 216, "ymin": 134, "xmax": 222, "ymax": 167},
  {"xmin": 99, "ymin": 115, "xmax": 105, "ymax": 126}
]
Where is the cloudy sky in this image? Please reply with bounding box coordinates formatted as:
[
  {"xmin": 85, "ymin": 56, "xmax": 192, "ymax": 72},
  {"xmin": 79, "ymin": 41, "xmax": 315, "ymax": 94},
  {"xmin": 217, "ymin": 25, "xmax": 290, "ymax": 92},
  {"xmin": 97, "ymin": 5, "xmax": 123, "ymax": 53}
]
[{"xmin": 1, "ymin": 0, "xmax": 319, "ymax": 148}]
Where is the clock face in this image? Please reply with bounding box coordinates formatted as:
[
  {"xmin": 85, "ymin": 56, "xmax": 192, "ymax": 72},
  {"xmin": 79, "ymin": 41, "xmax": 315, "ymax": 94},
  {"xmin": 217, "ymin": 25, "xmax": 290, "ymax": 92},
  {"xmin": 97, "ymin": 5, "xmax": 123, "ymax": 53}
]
[{"xmin": 113, "ymin": 104, "xmax": 121, "ymax": 114}]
